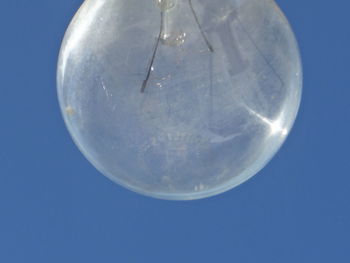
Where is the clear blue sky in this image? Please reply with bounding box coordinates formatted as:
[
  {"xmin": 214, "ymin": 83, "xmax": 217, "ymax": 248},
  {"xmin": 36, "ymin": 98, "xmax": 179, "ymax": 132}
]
[{"xmin": 0, "ymin": 0, "xmax": 349, "ymax": 262}]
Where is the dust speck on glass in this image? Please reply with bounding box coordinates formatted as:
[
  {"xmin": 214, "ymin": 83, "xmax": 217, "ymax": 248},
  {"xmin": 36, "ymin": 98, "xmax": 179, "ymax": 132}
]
[{"xmin": 57, "ymin": 0, "xmax": 302, "ymax": 200}]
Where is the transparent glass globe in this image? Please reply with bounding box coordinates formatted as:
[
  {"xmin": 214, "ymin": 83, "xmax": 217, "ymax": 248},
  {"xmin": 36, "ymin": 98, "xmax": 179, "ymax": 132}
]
[{"xmin": 57, "ymin": 0, "xmax": 302, "ymax": 200}]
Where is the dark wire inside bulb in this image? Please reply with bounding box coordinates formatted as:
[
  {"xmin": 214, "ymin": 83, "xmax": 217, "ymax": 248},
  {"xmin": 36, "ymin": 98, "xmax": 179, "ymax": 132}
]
[{"xmin": 141, "ymin": 0, "xmax": 214, "ymax": 93}]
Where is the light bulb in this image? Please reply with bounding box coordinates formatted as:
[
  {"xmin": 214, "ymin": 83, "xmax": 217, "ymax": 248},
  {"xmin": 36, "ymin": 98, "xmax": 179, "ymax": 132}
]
[{"xmin": 57, "ymin": 0, "xmax": 302, "ymax": 200}]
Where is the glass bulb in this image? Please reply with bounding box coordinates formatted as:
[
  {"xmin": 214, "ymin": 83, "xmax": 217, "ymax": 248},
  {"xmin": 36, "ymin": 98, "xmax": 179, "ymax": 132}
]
[{"xmin": 57, "ymin": 0, "xmax": 302, "ymax": 200}]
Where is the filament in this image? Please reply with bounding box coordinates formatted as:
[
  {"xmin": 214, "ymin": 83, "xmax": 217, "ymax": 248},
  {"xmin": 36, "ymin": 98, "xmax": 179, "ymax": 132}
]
[
  {"xmin": 141, "ymin": 11, "xmax": 164, "ymax": 93},
  {"xmin": 188, "ymin": 0, "xmax": 214, "ymax": 52},
  {"xmin": 141, "ymin": 0, "xmax": 214, "ymax": 92}
]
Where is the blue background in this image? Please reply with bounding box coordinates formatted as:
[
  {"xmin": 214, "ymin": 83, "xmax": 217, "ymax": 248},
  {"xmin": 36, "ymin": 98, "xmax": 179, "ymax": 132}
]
[{"xmin": 1, "ymin": 0, "xmax": 349, "ymax": 262}]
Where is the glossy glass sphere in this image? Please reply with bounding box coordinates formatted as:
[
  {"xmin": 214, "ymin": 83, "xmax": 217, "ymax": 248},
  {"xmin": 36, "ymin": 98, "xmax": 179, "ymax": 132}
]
[{"xmin": 57, "ymin": 0, "xmax": 302, "ymax": 200}]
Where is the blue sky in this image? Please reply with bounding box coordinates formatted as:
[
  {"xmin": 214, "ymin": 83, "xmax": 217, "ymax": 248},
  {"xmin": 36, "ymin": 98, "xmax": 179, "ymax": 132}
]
[{"xmin": 0, "ymin": 0, "xmax": 349, "ymax": 262}]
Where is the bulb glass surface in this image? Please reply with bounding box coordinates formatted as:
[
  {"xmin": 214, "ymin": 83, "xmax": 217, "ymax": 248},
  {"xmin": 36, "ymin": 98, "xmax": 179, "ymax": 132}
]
[{"xmin": 57, "ymin": 0, "xmax": 302, "ymax": 200}]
